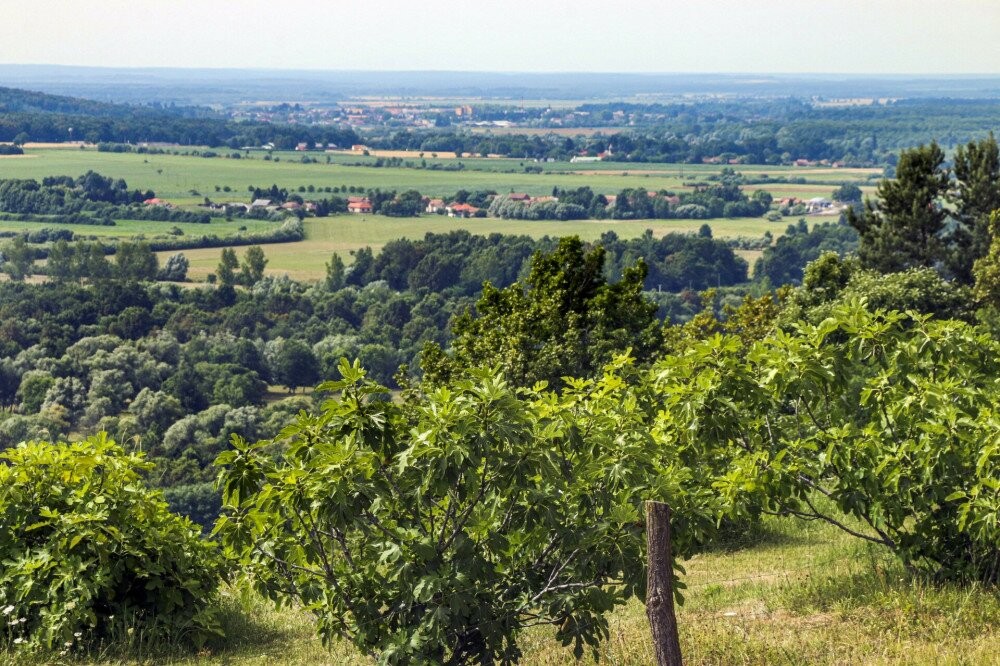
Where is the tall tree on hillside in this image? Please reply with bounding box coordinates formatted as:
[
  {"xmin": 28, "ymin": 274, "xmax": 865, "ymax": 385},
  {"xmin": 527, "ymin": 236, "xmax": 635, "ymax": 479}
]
[
  {"xmin": 951, "ymin": 133, "xmax": 1000, "ymax": 282},
  {"xmin": 114, "ymin": 241, "xmax": 158, "ymax": 282},
  {"xmin": 239, "ymin": 246, "xmax": 268, "ymax": 286},
  {"xmin": 421, "ymin": 236, "xmax": 661, "ymax": 389},
  {"xmin": 216, "ymin": 248, "xmax": 239, "ymax": 287},
  {"xmin": 0, "ymin": 235, "xmax": 34, "ymax": 281},
  {"xmin": 848, "ymin": 142, "xmax": 949, "ymax": 274}
]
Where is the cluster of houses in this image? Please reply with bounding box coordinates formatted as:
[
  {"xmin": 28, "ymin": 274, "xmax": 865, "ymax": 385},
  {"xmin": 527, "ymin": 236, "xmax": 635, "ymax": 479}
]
[{"xmin": 774, "ymin": 196, "xmax": 844, "ymax": 214}]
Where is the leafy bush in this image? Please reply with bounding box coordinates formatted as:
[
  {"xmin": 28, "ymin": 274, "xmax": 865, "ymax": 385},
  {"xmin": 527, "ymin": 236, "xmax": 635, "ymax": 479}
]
[
  {"xmin": 0, "ymin": 435, "xmax": 225, "ymax": 651},
  {"xmin": 676, "ymin": 303, "xmax": 1000, "ymax": 583},
  {"xmin": 216, "ymin": 358, "xmax": 718, "ymax": 664}
]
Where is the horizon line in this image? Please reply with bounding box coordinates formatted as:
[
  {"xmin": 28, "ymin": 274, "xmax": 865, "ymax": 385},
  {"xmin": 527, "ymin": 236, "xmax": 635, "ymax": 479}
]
[{"xmin": 2, "ymin": 63, "xmax": 1000, "ymax": 78}]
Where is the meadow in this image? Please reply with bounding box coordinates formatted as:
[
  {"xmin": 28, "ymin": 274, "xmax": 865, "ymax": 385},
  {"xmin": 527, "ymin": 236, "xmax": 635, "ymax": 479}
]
[
  {"xmin": 0, "ymin": 216, "xmax": 276, "ymax": 241},
  {"xmin": 0, "ymin": 148, "xmax": 878, "ymax": 206},
  {"xmin": 22, "ymin": 512, "xmax": 997, "ymax": 666},
  {"xmin": 161, "ymin": 214, "xmax": 818, "ymax": 281},
  {"xmin": 0, "ymin": 147, "xmax": 858, "ymax": 280}
]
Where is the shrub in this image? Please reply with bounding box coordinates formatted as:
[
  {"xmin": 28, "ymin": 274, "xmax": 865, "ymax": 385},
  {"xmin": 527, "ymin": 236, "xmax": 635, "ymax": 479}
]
[
  {"xmin": 216, "ymin": 358, "xmax": 718, "ymax": 664},
  {"xmin": 683, "ymin": 303, "xmax": 1000, "ymax": 583},
  {"xmin": 0, "ymin": 435, "xmax": 225, "ymax": 651}
]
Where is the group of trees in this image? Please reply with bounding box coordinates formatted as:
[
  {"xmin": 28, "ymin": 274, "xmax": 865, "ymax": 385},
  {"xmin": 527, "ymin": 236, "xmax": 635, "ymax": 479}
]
[
  {"xmin": 0, "ymin": 172, "xmax": 210, "ymax": 224},
  {"xmin": 487, "ymin": 182, "xmax": 774, "ymax": 222},
  {"xmin": 0, "ymin": 86, "xmax": 360, "ymax": 149},
  {"xmin": 215, "ymin": 243, "xmax": 1000, "ymax": 662},
  {"xmin": 848, "ymin": 134, "xmax": 1000, "ymax": 283},
  {"xmin": 367, "ymin": 98, "xmax": 1000, "ymax": 166},
  {"xmin": 4, "ymin": 130, "xmax": 1000, "ymax": 662}
]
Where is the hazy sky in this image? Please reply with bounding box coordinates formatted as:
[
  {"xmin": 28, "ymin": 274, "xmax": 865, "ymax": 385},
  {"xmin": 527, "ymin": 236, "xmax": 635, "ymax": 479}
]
[{"xmin": 2, "ymin": 0, "xmax": 998, "ymax": 74}]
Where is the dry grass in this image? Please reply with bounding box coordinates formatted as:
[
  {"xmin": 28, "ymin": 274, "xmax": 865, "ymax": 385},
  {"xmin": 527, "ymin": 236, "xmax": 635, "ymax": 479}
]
[{"xmin": 13, "ymin": 512, "xmax": 996, "ymax": 665}]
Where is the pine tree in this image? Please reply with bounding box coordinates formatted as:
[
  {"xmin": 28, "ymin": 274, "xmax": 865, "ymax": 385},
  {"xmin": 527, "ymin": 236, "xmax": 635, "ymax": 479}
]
[{"xmin": 848, "ymin": 142, "xmax": 949, "ymax": 274}]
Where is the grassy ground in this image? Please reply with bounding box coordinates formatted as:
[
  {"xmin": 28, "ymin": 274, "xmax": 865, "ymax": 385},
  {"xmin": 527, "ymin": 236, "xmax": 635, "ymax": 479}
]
[
  {"xmin": 10, "ymin": 513, "xmax": 997, "ymax": 665},
  {"xmin": 161, "ymin": 214, "xmax": 817, "ymax": 281},
  {"xmin": 0, "ymin": 217, "xmax": 275, "ymax": 241},
  {"xmin": 0, "ymin": 148, "xmax": 878, "ymax": 206}
]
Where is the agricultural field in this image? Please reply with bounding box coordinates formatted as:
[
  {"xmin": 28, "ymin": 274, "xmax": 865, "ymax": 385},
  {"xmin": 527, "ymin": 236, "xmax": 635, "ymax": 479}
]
[
  {"xmin": 0, "ymin": 216, "xmax": 275, "ymax": 241},
  {"xmin": 161, "ymin": 214, "xmax": 819, "ymax": 281},
  {"xmin": 0, "ymin": 147, "xmax": 860, "ymax": 280},
  {"xmin": 0, "ymin": 147, "xmax": 878, "ymax": 207}
]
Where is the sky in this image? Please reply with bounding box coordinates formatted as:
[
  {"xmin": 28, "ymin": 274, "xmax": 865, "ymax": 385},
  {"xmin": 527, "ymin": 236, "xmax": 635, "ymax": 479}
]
[{"xmin": 1, "ymin": 0, "xmax": 998, "ymax": 74}]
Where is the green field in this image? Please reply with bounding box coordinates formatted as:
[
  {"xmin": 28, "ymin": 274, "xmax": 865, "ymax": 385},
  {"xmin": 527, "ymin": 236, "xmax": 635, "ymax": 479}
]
[
  {"xmin": 0, "ymin": 216, "xmax": 276, "ymax": 241},
  {"xmin": 0, "ymin": 149, "xmax": 878, "ymax": 207},
  {"xmin": 0, "ymin": 148, "xmax": 861, "ymax": 281},
  {"xmin": 161, "ymin": 214, "xmax": 825, "ymax": 281}
]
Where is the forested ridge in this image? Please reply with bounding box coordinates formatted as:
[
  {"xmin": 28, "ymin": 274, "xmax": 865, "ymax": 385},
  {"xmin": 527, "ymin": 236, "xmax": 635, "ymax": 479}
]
[
  {"xmin": 3, "ymin": 86, "xmax": 999, "ymax": 166},
  {"xmin": 1, "ymin": 136, "xmax": 999, "ymax": 664}
]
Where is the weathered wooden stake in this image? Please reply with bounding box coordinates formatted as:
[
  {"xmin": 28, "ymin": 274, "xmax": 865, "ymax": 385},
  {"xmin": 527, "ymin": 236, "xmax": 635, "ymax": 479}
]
[{"xmin": 645, "ymin": 500, "xmax": 683, "ymax": 666}]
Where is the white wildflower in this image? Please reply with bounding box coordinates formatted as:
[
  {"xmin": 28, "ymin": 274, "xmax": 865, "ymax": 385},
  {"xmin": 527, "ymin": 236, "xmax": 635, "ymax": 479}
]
[
  {"xmin": 1, "ymin": 605, "xmax": 14, "ymax": 615},
  {"xmin": 74, "ymin": 631, "xmax": 82, "ymax": 637},
  {"xmin": 65, "ymin": 641, "xmax": 73, "ymax": 647},
  {"xmin": 13, "ymin": 637, "xmax": 24, "ymax": 645}
]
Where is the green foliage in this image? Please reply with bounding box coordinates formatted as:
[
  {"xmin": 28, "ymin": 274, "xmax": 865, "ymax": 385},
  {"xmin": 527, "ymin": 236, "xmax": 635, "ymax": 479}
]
[
  {"xmin": 752, "ymin": 220, "xmax": 858, "ymax": 286},
  {"xmin": 848, "ymin": 142, "xmax": 949, "ymax": 274},
  {"xmin": 780, "ymin": 252, "xmax": 972, "ymax": 325},
  {"xmin": 0, "ymin": 235, "xmax": 35, "ymax": 281},
  {"xmin": 324, "ymin": 253, "xmax": 346, "ymax": 291},
  {"xmin": 423, "ymin": 236, "xmax": 662, "ymax": 389},
  {"xmin": 158, "ymin": 252, "xmax": 190, "ymax": 282},
  {"xmin": 951, "ymin": 132, "xmax": 1000, "ymax": 281},
  {"xmin": 215, "ymin": 358, "xmax": 718, "ymax": 665},
  {"xmin": 0, "ymin": 435, "xmax": 225, "ymax": 651},
  {"xmin": 239, "ymin": 246, "xmax": 268, "ymax": 286},
  {"xmin": 114, "ymin": 241, "xmax": 159, "ymax": 282},
  {"xmin": 676, "ymin": 304, "xmax": 1000, "ymax": 583},
  {"xmin": 216, "ymin": 248, "xmax": 238, "ymax": 287},
  {"xmin": 831, "ymin": 182, "xmax": 863, "ymax": 203}
]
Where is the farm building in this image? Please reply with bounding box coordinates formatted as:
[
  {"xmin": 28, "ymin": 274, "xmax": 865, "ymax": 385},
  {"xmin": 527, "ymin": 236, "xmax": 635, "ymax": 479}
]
[
  {"xmin": 806, "ymin": 197, "xmax": 833, "ymax": 213},
  {"xmin": 426, "ymin": 198, "xmax": 445, "ymax": 213},
  {"xmin": 348, "ymin": 198, "xmax": 374, "ymax": 214},
  {"xmin": 447, "ymin": 203, "xmax": 480, "ymax": 218}
]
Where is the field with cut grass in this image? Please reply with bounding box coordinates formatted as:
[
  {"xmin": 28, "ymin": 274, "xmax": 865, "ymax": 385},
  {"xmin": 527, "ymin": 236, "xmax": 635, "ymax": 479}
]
[
  {"xmin": 0, "ymin": 216, "xmax": 276, "ymax": 241},
  {"xmin": 16, "ymin": 512, "xmax": 996, "ymax": 665},
  {"xmin": 161, "ymin": 214, "xmax": 813, "ymax": 281}
]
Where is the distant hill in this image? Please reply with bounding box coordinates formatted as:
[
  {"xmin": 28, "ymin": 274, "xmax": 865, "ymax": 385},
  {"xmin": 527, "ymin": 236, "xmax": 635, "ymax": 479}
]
[
  {"xmin": 0, "ymin": 86, "xmax": 214, "ymax": 119},
  {"xmin": 0, "ymin": 85, "xmax": 358, "ymax": 148}
]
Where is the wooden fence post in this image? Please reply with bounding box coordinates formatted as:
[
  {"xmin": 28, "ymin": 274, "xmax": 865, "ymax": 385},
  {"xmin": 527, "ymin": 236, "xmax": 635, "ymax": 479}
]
[{"xmin": 646, "ymin": 500, "xmax": 683, "ymax": 666}]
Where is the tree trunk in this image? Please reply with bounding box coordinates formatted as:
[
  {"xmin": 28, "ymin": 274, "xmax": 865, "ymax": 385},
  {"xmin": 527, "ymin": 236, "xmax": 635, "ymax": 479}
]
[{"xmin": 645, "ymin": 500, "xmax": 683, "ymax": 666}]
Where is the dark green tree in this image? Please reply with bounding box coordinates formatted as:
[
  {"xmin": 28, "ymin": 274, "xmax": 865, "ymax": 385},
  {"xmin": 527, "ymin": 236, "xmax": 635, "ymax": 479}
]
[
  {"xmin": 831, "ymin": 182, "xmax": 863, "ymax": 203},
  {"xmin": 272, "ymin": 339, "xmax": 319, "ymax": 392},
  {"xmin": 114, "ymin": 241, "xmax": 158, "ymax": 282},
  {"xmin": 239, "ymin": 246, "xmax": 268, "ymax": 286},
  {"xmin": 847, "ymin": 142, "xmax": 949, "ymax": 274},
  {"xmin": 951, "ymin": 133, "xmax": 1000, "ymax": 282},
  {"xmin": 422, "ymin": 236, "xmax": 661, "ymax": 389},
  {"xmin": 0, "ymin": 236, "xmax": 34, "ymax": 281},
  {"xmin": 47, "ymin": 239, "xmax": 76, "ymax": 282},
  {"xmin": 325, "ymin": 253, "xmax": 346, "ymax": 291},
  {"xmin": 216, "ymin": 247, "xmax": 239, "ymax": 287}
]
